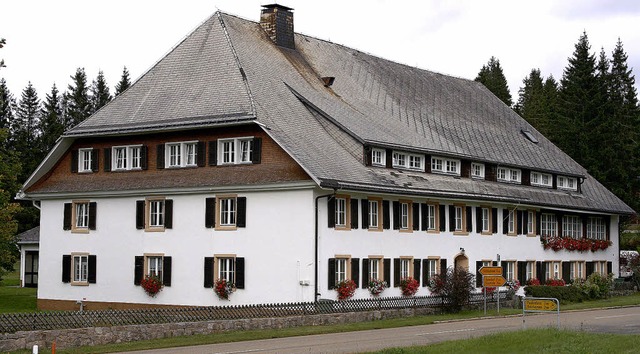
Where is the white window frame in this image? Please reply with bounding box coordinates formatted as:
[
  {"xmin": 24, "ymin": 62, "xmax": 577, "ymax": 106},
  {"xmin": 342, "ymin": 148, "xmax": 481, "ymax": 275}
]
[
  {"xmin": 220, "ymin": 197, "xmax": 237, "ymax": 227},
  {"xmin": 400, "ymin": 202, "xmax": 410, "ymax": 230},
  {"xmin": 527, "ymin": 211, "xmax": 535, "ymax": 235},
  {"xmin": 149, "ymin": 200, "xmax": 165, "ymax": 228},
  {"xmin": 562, "ymin": 215, "xmax": 582, "ymax": 239},
  {"xmin": 471, "ymin": 163, "xmax": 485, "ymax": 179},
  {"xmin": 112, "ymin": 145, "xmax": 143, "ymax": 171},
  {"xmin": 454, "ymin": 206, "xmax": 463, "ymax": 232},
  {"xmin": 219, "ymin": 137, "xmax": 254, "ymax": 165},
  {"xmin": 557, "ymin": 176, "xmax": 578, "ymax": 191},
  {"xmin": 368, "ymin": 200, "xmax": 379, "ymax": 229},
  {"xmin": 147, "ymin": 255, "xmax": 163, "ymax": 279},
  {"xmin": 400, "ymin": 258, "xmax": 411, "ymax": 279},
  {"xmin": 571, "ymin": 261, "xmax": 585, "ymax": 281},
  {"xmin": 482, "ymin": 207, "xmax": 490, "ymax": 233},
  {"xmin": 218, "ymin": 257, "xmax": 235, "ymax": 284},
  {"xmin": 335, "ymin": 258, "xmax": 348, "ymax": 284},
  {"xmin": 369, "ymin": 258, "xmax": 380, "ymax": 280},
  {"xmin": 72, "ymin": 254, "xmax": 89, "ymax": 283},
  {"xmin": 594, "ymin": 261, "xmax": 607, "ymax": 275},
  {"xmin": 431, "ymin": 156, "xmax": 461, "ymax": 175},
  {"xmin": 497, "ymin": 167, "xmax": 522, "ymax": 183},
  {"xmin": 165, "ymin": 141, "xmax": 198, "ymax": 168},
  {"xmin": 427, "ymin": 204, "xmax": 436, "ymax": 231},
  {"xmin": 541, "ymin": 213, "xmax": 557, "ymax": 237},
  {"xmin": 392, "ymin": 151, "xmax": 424, "ymax": 171},
  {"xmin": 586, "ymin": 217, "xmax": 606, "ymax": 240},
  {"xmin": 428, "ymin": 259, "xmax": 439, "ymax": 279},
  {"xmin": 507, "ymin": 210, "xmax": 516, "ymax": 235},
  {"xmin": 75, "ymin": 202, "xmax": 89, "ymax": 229},
  {"xmin": 371, "ymin": 148, "xmax": 386, "ymax": 167},
  {"xmin": 335, "ymin": 198, "xmax": 347, "ymax": 227},
  {"xmin": 78, "ymin": 148, "xmax": 93, "ymax": 173},
  {"xmin": 526, "ymin": 261, "xmax": 535, "ymax": 281},
  {"xmin": 545, "ymin": 261, "xmax": 561, "ymax": 280},
  {"xmin": 531, "ymin": 171, "xmax": 552, "ymax": 187},
  {"xmin": 505, "ymin": 261, "xmax": 515, "ymax": 281}
]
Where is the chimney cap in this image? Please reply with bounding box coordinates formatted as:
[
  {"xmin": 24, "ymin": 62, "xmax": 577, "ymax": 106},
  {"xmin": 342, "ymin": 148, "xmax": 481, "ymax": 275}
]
[{"xmin": 262, "ymin": 4, "xmax": 294, "ymax": 11}]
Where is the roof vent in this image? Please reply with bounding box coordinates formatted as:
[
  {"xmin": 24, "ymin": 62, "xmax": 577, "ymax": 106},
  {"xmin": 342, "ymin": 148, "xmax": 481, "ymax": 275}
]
[
  {"xmin": 321, "ymin": 77, "xmax": 335, "ymax": 87},
  {"xmin": 521, "ymin": 129, "xmax": 539, "ymax": 144},
  {"xmin": 260, "ymin": 4, "xmax": 295, "ymax": 49}
]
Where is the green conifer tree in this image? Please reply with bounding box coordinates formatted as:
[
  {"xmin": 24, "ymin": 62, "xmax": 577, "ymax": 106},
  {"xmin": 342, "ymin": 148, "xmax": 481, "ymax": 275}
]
[
  {"xmin": 91, "ymin": 70, "xmax": 112, "ymax": 113},
  {"xmin": 63, "ymin": 68, "xmax": 92, "ymax": 129},
  {"xmin": 475, "ymin": 56, "xmax": 513, "ymax": 107},
  {"xmin": 114, "ymin": 66, "xmax": 131, "ymax": 96},
  {"xmin": 39, "ymin": 83, "xmax": 64, "ymax": 155}
]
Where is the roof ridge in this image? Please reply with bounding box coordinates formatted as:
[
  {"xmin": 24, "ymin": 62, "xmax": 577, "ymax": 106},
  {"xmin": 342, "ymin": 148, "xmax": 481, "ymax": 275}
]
[{"xmin": 216, "ymin": 12, "xmax": 257, "ymax": 117}]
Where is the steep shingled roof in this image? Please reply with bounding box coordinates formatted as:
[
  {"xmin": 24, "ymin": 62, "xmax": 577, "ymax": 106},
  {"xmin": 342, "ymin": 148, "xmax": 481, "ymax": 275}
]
[{"xmin": 23, "ymin": 11, "xmax": 633, "ymax": 215}]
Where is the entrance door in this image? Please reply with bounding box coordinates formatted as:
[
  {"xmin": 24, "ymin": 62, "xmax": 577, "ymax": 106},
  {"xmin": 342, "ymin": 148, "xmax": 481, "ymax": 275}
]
[
  {"xmin": 24, "ymin": 251, "xmax": 39, "ymax": 288},
  {"xmin": 454, "ymin": 254, "xmax": 469, "ymax": 272}
]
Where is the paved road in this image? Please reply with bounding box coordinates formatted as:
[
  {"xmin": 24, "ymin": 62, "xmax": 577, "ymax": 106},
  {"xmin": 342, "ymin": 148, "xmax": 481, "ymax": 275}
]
[{"xmin": 117, "ymin": 306, "xmax": 640, "ymax": 354}]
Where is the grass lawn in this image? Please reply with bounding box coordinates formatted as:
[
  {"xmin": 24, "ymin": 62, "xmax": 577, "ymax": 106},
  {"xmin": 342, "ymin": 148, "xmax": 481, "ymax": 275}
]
[{"xmin": 372, "ymin": 328, "xmax": 640, "ymax": 354}]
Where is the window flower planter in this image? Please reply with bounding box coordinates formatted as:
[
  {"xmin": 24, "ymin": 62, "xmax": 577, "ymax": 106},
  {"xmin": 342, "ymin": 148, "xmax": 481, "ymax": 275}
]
[
  {"xmin": 335, "ymin": 279, "xmax": 357, "ymax": 301},
  {"xmin": 541, "ymin": 236, "xmax": 611, "ymax": 252},
  {"xmin": 140, "ymin": 275, "xmax": 164, "ymax": 297},
  {"xmin": 367, "ymin": 278, "xmax": 388, "ymax": 296},
  {"xmin": 214, "ymin": 279, "xmax": 235, "ymax": 300},
  {"xmin": 399, "ymin": 277, "xmax": 419, "ymax": 296}
]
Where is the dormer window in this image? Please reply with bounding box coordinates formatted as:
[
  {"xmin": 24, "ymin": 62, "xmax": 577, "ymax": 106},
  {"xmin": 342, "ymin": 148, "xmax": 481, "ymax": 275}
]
[
  {"xmin": 497, "ymin": 167, "xmax": 521, "ymax": 184},
  {"xmin": 558, "ymin": 176, "xmax": 578, "ymax": 191},
  {"xmin": 531, "ymin": 171, "xmax": 552, "ymax": 187},
  {"xmin": 431, "ymin": 156, "xmax": 460, "ymax": 175},
  {"xmin": 371, "ymin": 148, "xmax": 386, "ymax": 166},
  {"xmin": 392, "ymin": 151, "xmax": 424, "ymax": 171},
  {"xmin": 471, "ymin": 163, "xmax": 485, "ymax": 179}
]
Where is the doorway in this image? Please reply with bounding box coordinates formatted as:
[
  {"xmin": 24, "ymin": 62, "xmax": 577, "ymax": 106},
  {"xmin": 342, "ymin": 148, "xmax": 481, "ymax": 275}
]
[
  {"xmin": 24, "ymin": 251, "xmax": 39, "ymax": 288},
  {"xmin": 454, "ymin": 253, "xmax": 469, "ymax": 272}
]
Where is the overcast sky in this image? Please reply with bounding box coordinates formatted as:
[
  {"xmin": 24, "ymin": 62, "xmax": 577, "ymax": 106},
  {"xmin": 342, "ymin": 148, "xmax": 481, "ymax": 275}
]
[{"xmin": 1, "ymin": 0, "xmax": 639, "ymax": 103}]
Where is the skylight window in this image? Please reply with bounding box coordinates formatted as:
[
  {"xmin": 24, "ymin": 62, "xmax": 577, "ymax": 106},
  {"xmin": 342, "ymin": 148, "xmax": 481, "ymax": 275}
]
[{"xmin": 521, "ymin": 129, "xmax": 539, "ymax": 144}]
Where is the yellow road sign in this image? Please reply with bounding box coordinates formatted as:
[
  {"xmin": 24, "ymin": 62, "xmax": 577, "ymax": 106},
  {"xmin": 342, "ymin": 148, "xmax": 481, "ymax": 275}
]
[
  {"xmin": 483, "ymin": 275, "xmax": 506, "ymax": 287},
  {"xmin": 479, "ymin": 266, "xmax": 502, "ymax": 276},
  {"xmin": 524, "ymin": 299, "xmax": 557, "ymax": 311}
]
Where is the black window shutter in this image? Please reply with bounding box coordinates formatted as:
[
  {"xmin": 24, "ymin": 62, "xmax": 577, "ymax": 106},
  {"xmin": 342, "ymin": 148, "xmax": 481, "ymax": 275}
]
[
  {"xmin": 197, "ymin": 141, "xmax": 207, "ymax": 167},
  {"xmin": 156, "ymin": 144, "xmax": 165, "ymax": 169},
  {"xmin": 413, "ymin": 259, "xmax": 421, "ymax": 280},
  {"xmin": 503, "ymin": 209, "xmax": 509, "ymax": 234},
  {"xmin": 208, "ymin": 140, "xmax": 218, "ymax": 166},
  {"xmin": 448, "ymin": 205, "xmax": 455, "ymax": 232},
  {"xmin": 88, "ymin": 202, "xmax": 97, "ymax": 230},
  {"xmin": 605, "ymin": 216, "xmax": 611, "ymax": 240},
  {"xmin": 62, "ymin": 255, "xmax": 71, "ymax": 283},
  {"xmin": 392, "ymin": 201, "xmax": 400, "ymax": 230},
  {"xmin": 63, "ymin": 203, "xmax": 72, "ymax": 230},
  {"xmin": 517, "ymin": 261, "xmax": 527, "ymax": 285},
  {"xmin": 235, "ymin": 257, "xmax": 245, "ymax": 289},
  {"xmin": 205, "ymin": 198, "xmax": 216, "ymax": 228},
  {"xmin": 476, "ymin": 207, "xmax": 482, "ymax": 233},
  {"xmin": 439, "ymin": 205, "xmax": 446, "ymax": 232},
  {"xmin": 204, "ymin": 257, "xmax": 214, "ymax": 288},
  {"xmin": 557, "ymin": 212, "xmax": 564, "ymax": 236},
  {"xmin": 586, "ymin": 262, "xmax": 594, "ymax": 276},
  {"xmin": 422, "ymin": 260, "xmax": 429, "ymax": 287},
  {"xmin": 70, "ymin": 150, "xmax": 78, "ymax": 173},
  {"xmin": 361, "ymin": 199, "xmax": 369, "ymax": 229},
  {"xmin": 104, "ymin": 148, "xmax": 112, "ymax": 172},
  {"xmin": 393, "ymin": 258, "xmax": 400, "ymax": 287},
  {"xmin": 421, "ymin": 203, "xmax": 428, "ymax": 231},
  {"xmin": 163, "ymin": 200, "xmax": 173, "ymax": 229},
  {"xmin": 351, "ymin": 258, "xmax": 359, "ymax": 287},
  {"xmin": 385, "ymin": 149, "xmax": 393, "ymax": 168},
  {"xmin": 141, "ymin": 145, "xmax": 148, "ymax": 170},
  {"xmin": 328, "ymin": 258, "xmax": 336, "ymax": 290},
  {"xmin": 440, "ymin": 259, "xmax": 447, "ymax": 276},
  {"xmin": 327, "ymin": 198, "xmax": 336, "ymax": 228},
  {"xmin": 562, "ymin": 262, "xmax": 570, "ymax": 282},
  {"xmin": 88, "ymin": 255, "xmax": 97, "ymax": 284},
  {"xmin": 536, "ymin": 261, "xmax": 547, "ymax": 285},
  {"xmin": 383, "ymin": 258, "xmax": 391, "ymax": 285},
  {"xmin": 475, "ymin": 261, "xmax": 483, "ymax": 287},
  {"xmin": 236, "ymin": 197, "xmax": 247, "ymax": 228},
  {"xmin": 361, "ymin": 258, "xmax": 370, "ymax": 289},
  {"xmin": 363, "ymin": 146, "xmax": 372, "ymax": 166},
  {"xmin": 252, "ymin": 138, "xmax": 262, "ymax": 164},
  {"xmin": 607, "ymin": 261, "xmax": 612, "ymax": 274},
  {"xmin": 383, "ymin": 201, "xmax": 390, "ymax": 229},
  {"xmin": 136, "ymin": 200, "xmax": 145, "ymax": 229},
  {"xmin": 536, "ymin": 212, "xmax": 542, "ymax": 236},
  {"xmin": 521, "ymin": 211, "xmax": 528, "ymax": 234},
  {"xmin": 163, "ymin": 256, "xmax": 172, "ymax": 286},
  {"xmin": 492, "ymin": 208, "xmax": 498, "ymax": 234},
  {"xmin": 91, "ymin": 149, "xmax": 99, "ymax": 172},
  {"xmin": 350, "ymin": 199, "xmax": 359, "ymax": 229},
  {"xmin": 466, "ymin": 206, "xmax": 472, "ymax": 232},
  {"xmin": 413, "ymin": 203, "xmax": 420, "ymax": 231},
  {"xmin": 492, "ymin": 261, "xmax": 498, "ymax": 266},
  {"xmin": 502, "ymin": 264, "xmax": 507, "ymax": 278},
  {"xmin": 134, "ymin": 256, "xmax": 144, "ymax": 285}
]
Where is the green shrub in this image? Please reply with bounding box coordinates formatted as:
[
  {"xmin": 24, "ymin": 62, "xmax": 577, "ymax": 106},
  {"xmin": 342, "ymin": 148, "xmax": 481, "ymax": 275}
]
[
  {"xmin": 429, "ymin": 267, "xmax": 475, "ymax": 313},
  {"xmin": 570, "ymin": 273, "xmax": 613, "ymax": 300},
  {"xmin": 524, "ymin": 285, "xmax": 585, "ymax": 303}
]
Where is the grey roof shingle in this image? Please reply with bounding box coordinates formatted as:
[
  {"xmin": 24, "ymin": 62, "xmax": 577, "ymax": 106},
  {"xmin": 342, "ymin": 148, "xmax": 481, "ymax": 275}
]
[
  {"xmin": 26, "ymin": 11, "xmax": 633, "ymax": 215},
  {"xmin": 16, "ymin": 226, "xmax": 39, "ymax": 244}
]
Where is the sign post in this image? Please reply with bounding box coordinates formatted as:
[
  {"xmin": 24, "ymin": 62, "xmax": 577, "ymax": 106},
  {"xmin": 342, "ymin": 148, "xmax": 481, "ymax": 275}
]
[
  {"xmin": 522, "ymin": 297, "xmax": 560, "ymax": 329},
  {"xmin": 479, "ymin": 266, "xmax": 505, "ymax": 315}
]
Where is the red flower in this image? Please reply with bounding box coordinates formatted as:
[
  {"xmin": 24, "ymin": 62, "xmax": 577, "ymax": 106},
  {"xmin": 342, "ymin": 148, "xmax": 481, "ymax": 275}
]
[
  {"xmin": 140, "ymin": 275, "xmax": 164, "ymax": 297},
  {"xmin": 335, "ymin": 279, "xmax": 357, "ymax": 300},
  {"xmin": 214, "ymin": 278, "xmax": 235, "ymax": 300},
  {"xmin": 399, "ymin": 277, "xmax": 419, "ymax": 296}
]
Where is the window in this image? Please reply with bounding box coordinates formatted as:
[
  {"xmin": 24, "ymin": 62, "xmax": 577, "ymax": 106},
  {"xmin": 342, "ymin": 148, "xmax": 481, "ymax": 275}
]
[
  {"xmin": 454, "ymin": 206, "xmax": 463, "ymax": 231},
  {"xmin": 73, "ymin": 254, "xmax": 89, "ymax": 284},
  {"xmin": 527, "ymin": 211, "xmax": 535, "ymax": 235},
  {"xmin": 497, "ymin": 167, "xmax": 521, "ymax": 183},
  {"xmin": 134, "ymin": 254, "xmax": 171, "ymax": 287},
  {"xmin": 400, "ymin": 202, "xmax": 410, "ymax": 230},
  {"xmin": 431, "ymin": 156, "xmax": 460, "ymax": 175},
  {"xmin": 482, "ymin": 208, "xmax": 490, "ymax": 233},
  {"xmin": 399, "ymin": 258, "xmax": 412, "ymax": 279},
  {"xmin": 471, "ymin": 163, "xmax": 485, "ymax": 179},
  {"xmin": 220, "ymin": 198, "xmax": 236, "ymax": 227},
  {"xmin": 525, "ymin": 261, "xmax": 535, "ymax": 281},
  {"xmin": 571, "ymin": 261, "xmax": 585, "ymax": 281},
  {"xmin": 540, "ymin": 213, "xmax": 557, "ymax": 237},
  {"xmin": 336, "ymin": 197, "xmax": 347, "ymax": 227},
  {"xmin": 531, "ymin": 172, "xmax": 552, "ymax": 187},
  {"xmin": 392, "ymin": 151, "xmax": 423, "ymax": 171},
  {"xmin": 137, "ymin": 198, "xmax": 173, "ymax": 231},
  {"xmin": 368, "ymin": 199, "xmax": 380, "ymax": 230},
  {"xmin": 166, "ymin": 141, "xmax": 198, "ymax": 168},
  {"xmin": 545, "ymin": 261, "xmax": 561, "ymax": 280},
  {"xmin": 217, "ymin": 257, "xmax": 235, "ymax": 283},
  {"xmin": 64, "ymin": 201, "xmax": 96, "ymax": 233},
  {"xmin": 369, "ymin": 258, "xmax": 381, "ymax": 280},
  {"xmin": 562, "ymin": 215, "xmax": 582, "ymax": 239},
  {"xmin": 112, "ymin": 145, "xmax": 143, "ymax": 171},
  {"xmin": 219, "ymin": 138, "xmax": 255, "ymax": 165},
  {"xmin": 330, "ymin": 195, "xmax": 354, "ymax": 231},
  {"xmin": 427, "ymin": 259, "xmax": 439, "ymax": 280},
  {"xmin": 78, "ymin": 148, "xmax": 93, "ymax": 173},
  {"xmin": 75, "ymin": 202, "xmax": 89, "ymax": 229},
  {"xmin": 204, "ymin": 256, "xmax": 244, "ymax": 289},
  {"xmin": 205, "ymin": 196, "xmax": 247, "ymax": 230},
  {"xmin": 593, "ymin": 261, "xmax": 608, "ymax": 275},
  {"xmin": 557, "ymin": 176, "xmax": 578, "ymax": 191},
  {"xmin": 586, "ymin": 217, "xmax": 607, "ymax": 240},
  {"xmin": 504, "ymin": 261, "xmax": 515, "ymax": 281},
  {"xmin": 147, "ymin": 256, "xmax": 163, "ymax": 279},
  {"xmin": 427, "ymin": 204, "xmax": 437, "ymax": 231},
  {"xmin": 334, "ymin": 257, "xmax": 350, "ymax": 284},
  {"xmin": 371, "ymin": 148, "xmax": 386, "ymax": 166},
  {"xmin": 507, "ymin": 210, "xmax": 516, "ymax": 235}
]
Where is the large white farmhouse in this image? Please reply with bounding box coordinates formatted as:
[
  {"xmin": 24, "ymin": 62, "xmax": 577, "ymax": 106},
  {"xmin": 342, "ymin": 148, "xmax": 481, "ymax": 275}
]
[{"xmin": 18, "ymin": 5, "xmax": 632, "ymax": 310}]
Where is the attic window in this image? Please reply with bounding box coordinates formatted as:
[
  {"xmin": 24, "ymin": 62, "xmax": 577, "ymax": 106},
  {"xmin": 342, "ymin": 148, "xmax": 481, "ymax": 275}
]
[{"xmin": 521, "ymin": 129, "xmax": 538, "ymax": 144}]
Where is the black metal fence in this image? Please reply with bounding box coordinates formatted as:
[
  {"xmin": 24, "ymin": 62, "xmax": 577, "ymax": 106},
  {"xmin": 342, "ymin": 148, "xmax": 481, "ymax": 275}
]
[{"xmin": 0, "ymin": 291, "xmax": 507, "ymax": 334}]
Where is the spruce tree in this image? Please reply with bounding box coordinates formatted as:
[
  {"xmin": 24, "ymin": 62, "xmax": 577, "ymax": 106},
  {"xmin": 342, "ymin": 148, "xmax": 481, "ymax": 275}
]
[
  {"xmin": 114, "ymin": 66, "xmax": 131, "ymax": 96},
  {"xmin": 63, "ymin": 68, "xmax": 92, "ymax": 129},
  {"xmin": 0, "ymin": 38, "xmax": 5, "ymax": 70},
  {"xmin": 0, "ymin": 78, "xmax": 15, "ymax": 132},
  {"xmin": 541, "ymin": 75, "xmax": 560, "ymax": 143},
  {"xmin": 91, "ymin": 70, "xmax": 112, "ymax": 113},
  {"xmin": 39, "ymin": 83, "xmax": 64, "ymax": 155},
  {"xmin": 475, "ymin": 56, "xmax": 513, "ymax": 107},
  {"xmin": 11, "ymin": 82, "xmax": 41, "ymax": 183},
  {"xmin": 515, "ymin": 69, "xmax": 547, "ymax": 134}
]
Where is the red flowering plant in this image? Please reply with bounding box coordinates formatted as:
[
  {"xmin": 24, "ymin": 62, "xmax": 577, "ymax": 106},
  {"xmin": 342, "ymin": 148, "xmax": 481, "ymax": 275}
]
[
  {"xmin": 367, "ymin": 278, "xmax": 388, "ymax": 296},
  {"xmin": 214, "ymin": 278, "xmax": 235, "ymax": 300},
  {"xmin": 542, "ymin": 235, "xmax": 611, "ymax": 252},
  {"xmin": 526, "ymin": 278, "xmax": 541, "ymax": 286},
  {"xmin": 335, "ymin": 279, "xmax": 357, "ymax": 300},
  {"xmin": 482, "ymin": 286, "xmax": 496, "ymax": 294},
  {"xmin": 140, "ymin": 275, "xmax": 164, "ymax": 297},
  {"xmin": 545, "ymin": 278, "xmax": 566, "ymax": 287},
  {"xmin": 399, "ymin": 277, "xmax": 419, "ymax": 296}
]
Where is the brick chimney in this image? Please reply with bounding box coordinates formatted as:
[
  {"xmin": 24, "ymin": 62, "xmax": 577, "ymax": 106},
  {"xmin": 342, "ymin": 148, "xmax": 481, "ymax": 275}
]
[{"xmin": 260, "ymin": 4, "xmax": 295, "ymax": 49}]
